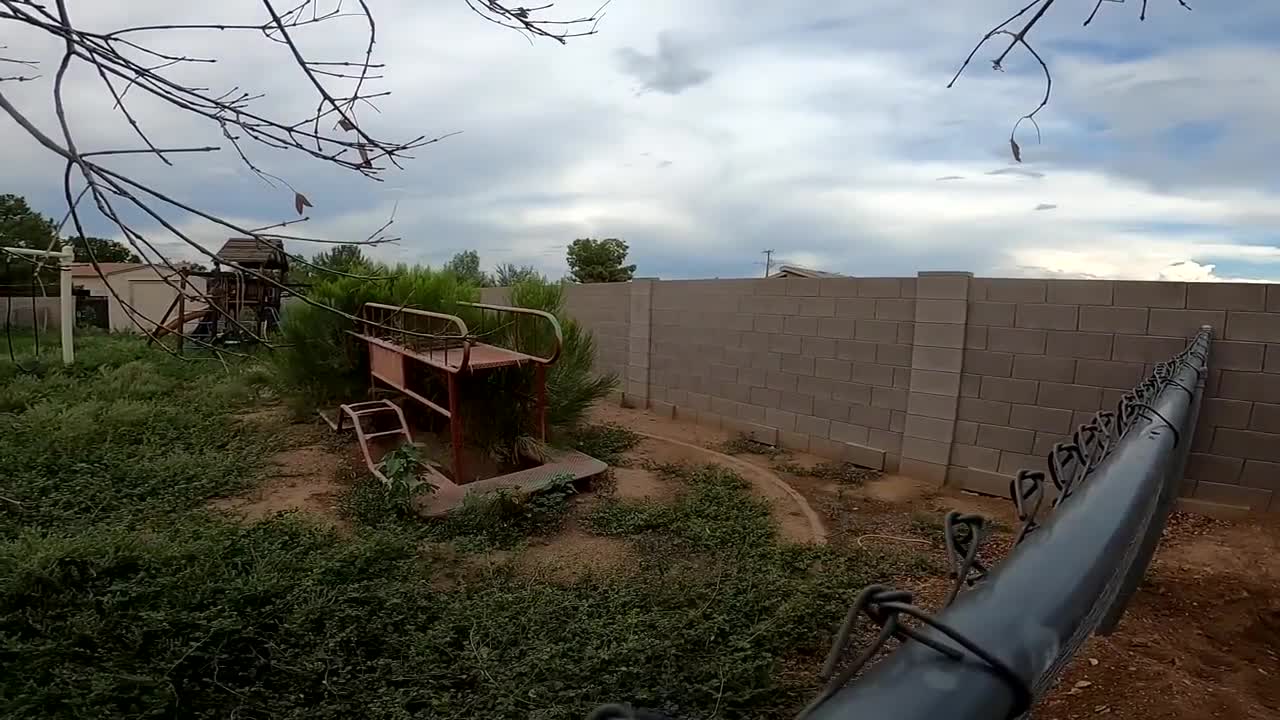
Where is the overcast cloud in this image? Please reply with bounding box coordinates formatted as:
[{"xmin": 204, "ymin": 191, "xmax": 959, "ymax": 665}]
[{"xmin": 3, "ymin": 0, "xmax": 1280, "ymax": 281}]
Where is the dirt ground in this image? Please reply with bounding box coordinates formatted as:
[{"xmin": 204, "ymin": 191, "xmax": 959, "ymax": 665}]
[{"xmin": 591, "ymin": 404, "xmax": 1280, "ymax": 720}]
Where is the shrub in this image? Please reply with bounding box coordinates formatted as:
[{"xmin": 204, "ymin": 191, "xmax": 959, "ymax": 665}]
[{"xmin": 274, "ymin": 267, "xmax": 616, "ymax": 464}]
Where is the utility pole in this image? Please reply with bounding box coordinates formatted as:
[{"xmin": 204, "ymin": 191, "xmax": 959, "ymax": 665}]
[{"xmin": 761, "ymin": 249, "xmax": 774, "ymax": 278}]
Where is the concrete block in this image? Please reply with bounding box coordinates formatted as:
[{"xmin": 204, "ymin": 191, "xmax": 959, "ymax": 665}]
[
  {"xmin": 1212, "ymin": 341, "xmax": 1265, "ymax": 371},
  {"xmin": 780, "ymin": 354, "xmax": 815, "ymax": 375},
  {"xmin": 766, "ymin": 371, "xmax": 798, "ymax": 392},
  {"xmin": 1074, "ymin": 359, "xmax": 1146, "ymax": 389},
  {"xmin": 987, "ymin": 327, "xmax": 1048, "ymax": 354},
  {"xmin": 875, "ymin": 298, "xmax": 916, "ymax": 321},
  {"xmin": 954, "ymin": 420, "xmax": 979, "ymax": 445},
  {"xmin": 951, "ymin": 444, "xmax": 1001, "ymax": 471},
  {"xmin": 890, "ymin": 411, "xmax": 906, "ymax": 433},
  {"xmin": 1186, "ymin": 453, "xmax": 1244, "ymax": 484},
  {"xmin": 817, "ymin": 317, "xmax": 854, "ymax": 339},
  {"xmin": 1037, "ymin": 382, "xmax": 1103, "ymax": 412},
  {"xmin": 854, "ymin": 320, "xmax": 899, "ymax": 342},
  {"xmin": 1015, "ymin": 304, "xmax": 1079, "ymax": 331},
  {"xmin": 893, "ymin": 367, "xmax": 912, "ymax": 389},
  {"xmin": 907, "ymin": 391, "xmax": 959, "ymax": 420},
  {"xmin": 849, "ymin": 404, "xmax": 893, "ymax": 430},
  {"xmin": 913, "ymin": 322, "xmax": 967, "ymax": 348},
  {"xmin": 738, "ymin": 366, "xmax": 766, "ymax": 388},
  {"xmin": 785, "ymin": 278, "xmax": 821, "ymax": 297},
  {"xmin": 838, "ymin": 441, "xmax": 887, "ymax": 470},
  {"xmin": 1047, "ymin": 279, "xmax": 1113, "ymax": 306},
  {"xmin": 783, "ymin": 316, "xmax": 819, "ymax": 336},
  {"xmin": 958, "ymin": 397, "xmax": 1012, "ymax": 425},
  {"xmin": 885, "ymin": 453, "xmax": 902, "ymax": 473},
  {"xmin": 830, "ymin": 420, "xmax": 870, "ymax": 445},
  {"xmin": 832, "ymin": 381, "xmax": 872, "ymax": 404},
  {"xmin": 909, "ymin": 369, "xmax": 961, "ymax": 396},
  {"xmin": 749, "ymin": 386, "xmax": 780, "ymax": 408},
  {"xmin": 818, "ymin": 278, "xmax": 861, "ymax": 297},
  {"xmin": 766, "ymin": 407, "xmax": 798, "ymax": 433},
  {"xmin": 945, "ymin": 466, "xmax": 1010, "ymax": 496},
  {"xmin": 779, "ymin": 431, "xmax": 811, "ymax": 452},
  {"xmin": 917, "ymin": 274, "xmax": 970, "ymax": 300},
  {"xmin": 1200, "ymin": 398, "xmax": 1252, "ymax": 430},
  {"xmin": 869, "ymin": 428, "xmax": 903, "ymax": 454},
  {"xmin": 1193, "ymin": 481, "xmax": 1273, "ymax": 511},
  {"xmin": 980, "ymin": 376, "xmax": 1039, "ymax": 404},
  {"xmin": 1240, "ymin": 459, "xmax": 1280, "ymax": 490},
  {"xmin": 709, "ymin": 363, "xmax": 737, "ymax": 383},
  {"xmin": 796, "ymin": 414, "xmax": 831, "ymax": 438},
  {"xmin": 754, "ymin": 314, "xmax": 784, "ymax": 333},
  {"xmin": 1012, "ymin": 354, "xmax": 1076, "ymax": 382},
  {"xmin": 901, "ymin": 458, "xmax": 948, "ymax": 484},
  {"xmin": 965, "ymin": 326, "xmax": 988, "ymax": 350},
  {"xmin": 911, "ymin": 345, "xmax": 964, "ymax": 373},
  {"xmin": 802, "ymin": 336, "xmax": 837, "ymax": 359},
  {"xmin": 799, "ymin": 297, "xmax": 836, "ymax": 317},
  {"xmin": 853, "ymin": 362, "xmax": 896, "ymax": 387},
  {"xmin": 1218, "ymin": 371, "xmax": 1280, "ymax": 403},
  {"xmin": 985, "ymin": 279, "xmax": 1047, "ymax": 303},
  {"xmin": 780, "ymin": 391, "xmax": 814, "ymax": 415},
  {"xmin": 1226, "ymin": 312, "xmax": 1280, "ymax": 343},
  {"xmin": 835, "ymin": 298, "xmax": 877, "ymax": 319},
  {"xmin": 1174, "ymin": 497, "xmax": 1255, "ymax": 519},
  {"xmin": 857, "ymin": 278, "xmax": 902, "ymax": 298},
  {"xmin": 836, "ymin": 340, "xmax": 878, "ymax": 362},
  {"xmin": 962, "ymin": 349, "xmax": 1013, "ymax": 377},
  {"xmin": 1112, "ymin": 335, "xmax": 1188, "ymax": 364},
  {"xmin": 1113, "ymin": 281, "xmax": 1187, "ymax": 309},
  {"xmin": 871, "ymin": 386, "xmax": 908, "ymax": 411},
  {"xmin": 1212, "ymin": 427, "xmax": 1280, "ymax": 462},
  {"xmin": 1148, "ymin": 309, "xmax": 1226, "ymax": 338},
  {"xmin": 1078, "ymin": 306, "xmax": 1149, "ymax": 335},
  {"xmin": 905, "ymin": 414, "xmax": 956, "ymax": 443},
  {"xmin": 960, "ymin": 373, "xmax": 982, "ymax": 398},
  {"xmin": 1033, "ymin": 431, "xmax": 1063, "ymax": 455},
  {"xmin": 813, "ymin": 397, "xmax": 851, "ymax": 422},
  {"xmin": 1268, "ymin": 286, "xmax": 1280, "ymax": 313},
  {"xmin": 737, "ymin": 402, "xmax": 767, "ymax": 424},
  {"xmin": 915, "ymin": 299, "xmax": 967, "ymax": 325},
  {"xmin": 1009, "ymin": 404, "xmax": 1074, "ymax": 434},
  {"xmin": 739, "ymin": 332, "xmax": 770, "ymax": 353},
  {"xmin": 1045, "ymin": 331, "xmax": 1114, "ymax": 360},
  {"xmin": 897, "ymin": 322, "xmax": 915, "ymax": 344},
  {"xmin": 649, "ymin": 400, "xmax": 676, "ymax": 418},
  {"xmin": 1250, "ymin": 403, "xmax": 1280, "ymax": 434},
  {"xmin": 902, "ymin": 435, "xmax": 951, "ymax": 464},
  {"xmin": 977, "ymin": 424, "xmax": 1035, "ymax": 453},
  {"xmin": 769, "ymin": 333, "xmax": 804, "ymax": 355},
  {"xmin": 967, "ymin": 301, "xmax": 1016, "ymax": 327},
  {"xmin": 813, "ymin": 357, "xmax": 851, "ymax": 381},
  {"xmin": 876, "ymin": 343, "xmax": 914, "ymax": 367},
  {"xmin": 997, "ymin": 450, "xmax": 1046, "ymax": 476}
]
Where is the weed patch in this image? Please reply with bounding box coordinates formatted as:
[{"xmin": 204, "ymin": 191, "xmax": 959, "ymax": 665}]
[
  {"xmin": 774, "ymin": 460, "xmax": 879, "ymax": 486},
  {"xmin": 568, "ymin": 422, "xmax": 641, "ymax": 464},
  {"xmin": 716, "ymin": 434, "xmax": 786, "ymax": 458}
]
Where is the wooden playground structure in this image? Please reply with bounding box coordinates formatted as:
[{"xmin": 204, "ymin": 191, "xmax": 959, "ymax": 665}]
[{"xmin": 152, "ymin": 238, "xmax": 290, "ymax": 349}]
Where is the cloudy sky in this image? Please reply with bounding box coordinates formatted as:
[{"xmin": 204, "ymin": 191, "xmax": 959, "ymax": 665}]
[{"xmin": 4, "ymin": 0, "xmax": 1280, "ymax": 281}]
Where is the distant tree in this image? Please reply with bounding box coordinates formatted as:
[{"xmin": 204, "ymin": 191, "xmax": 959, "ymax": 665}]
[
  {"xmin": 494, "ymin": 262, "xmax": 540, "ymax": 287},
  {"xmin": 313, "ymin": 244, "xmax": 367, "ymax": 273},
  {"xmin": 566, "ymin": 238, "xmax": 636, "ymax": 284},
  {"xmin": 445, "ymin": 250, "xmax": 492, "ymax": 286},
  {"xmin": 0, "ymin": 194, "xmax": 60, "ymax": 293},
  {"xmin": 71, "ymin": 237, "xmax": 141, "ymax": 263}
]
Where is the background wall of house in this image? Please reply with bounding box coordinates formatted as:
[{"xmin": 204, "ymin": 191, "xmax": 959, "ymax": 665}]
[
  {"xmin": 78, "ymin": 270, "xmax": 207, "ymax": 333},
  {"xmin": 543, "ymin": 274, "xmax": 1280, "ymax": 514},
  {"xmin": 0, "ymin": 297, "xmax": 60, "ymax": 329}
]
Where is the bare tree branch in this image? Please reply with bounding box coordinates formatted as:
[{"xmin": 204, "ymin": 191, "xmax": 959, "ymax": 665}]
[
  {"xmin": 0, "ymin": 0, "xmax": 600, "ymax": 347},
  {"xmin": 951, "ymin": 0, "xmax": 1192, "ymax": 162}
]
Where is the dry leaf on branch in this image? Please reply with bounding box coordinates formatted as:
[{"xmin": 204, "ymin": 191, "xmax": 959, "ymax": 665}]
[{"xmin": 294, "ymin": 192, "xmax": 313, "ymax": 215}]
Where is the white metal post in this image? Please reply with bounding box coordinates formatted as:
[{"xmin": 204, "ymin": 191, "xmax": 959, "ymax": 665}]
[{"xmin": 1, "ymin": 245, "xmax": 76, "ymax": 365}]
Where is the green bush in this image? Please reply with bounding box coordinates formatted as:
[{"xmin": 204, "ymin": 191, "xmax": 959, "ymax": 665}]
[{"xmin": 274, "ymin": 268, "xmax": 616, "ymax": 463}]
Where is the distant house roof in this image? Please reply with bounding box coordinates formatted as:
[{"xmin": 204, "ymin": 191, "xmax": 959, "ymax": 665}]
[
  {"xmin": 214, "ymin": 237, "xmax": 288, "ymax": 268},
  {"xmin": 70, "ymin": 262, "xmax": 195, "ymax": 279},
  {"xmin": 70, "ymin": 262, "xmax": 148, "ymax": 278},
  {"xmin": 768, "ymin": 265, "xmax": 844, "ymax": 279}
]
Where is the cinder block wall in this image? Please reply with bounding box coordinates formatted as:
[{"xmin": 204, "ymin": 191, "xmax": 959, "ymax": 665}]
[
  {"xmin": 517, "ymin": 274, "xmax": 1280, "ymax": 513},
  {"xmin": 953, "ymin": 277, "xmax": 1280, "ymax": 512}
]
